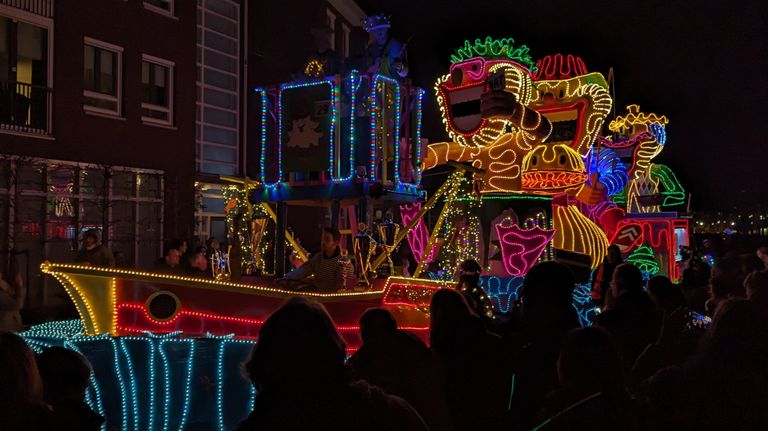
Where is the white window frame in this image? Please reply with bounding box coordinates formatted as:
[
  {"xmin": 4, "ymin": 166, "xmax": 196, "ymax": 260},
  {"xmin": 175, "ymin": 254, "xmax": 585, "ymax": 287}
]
[
  {"xmin": 196, "ymin": 0, "xmax": 241, "ymax": 175},
  {"xmin": 141, "ymin": 54, "xmax": 174, "ymax": 126},
  {"xmin": 341, "ymin": 23, "xmax": 350, "ymax": 58},
  {"xmin": 143, "ymin": 0, "xmax": 175, "ymax": 18},
  {"xmin": 83, "ymin": 37, "xmax": 123, "ymax": 118},
  {"xmin": 0, "ymin": 4, "xmax": 55, "ymax": 138},
  {"xmin": 326, "ymin": 9, "xmax": 336, "ymax": 51}
]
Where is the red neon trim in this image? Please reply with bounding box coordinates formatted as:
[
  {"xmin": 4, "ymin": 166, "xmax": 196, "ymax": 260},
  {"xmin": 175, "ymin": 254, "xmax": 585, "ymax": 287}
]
[
  {"xmin": 439, "ymin": 82, "xmax": 487, "ymax": 137},
  {"xmin": 116, "ymin": 303, "xmax": 430, "ymax": 332},
  {"xmin": 117, "ymin": 303, "xmax": 266, "ymax": 326},
  {"xmin": 533, "ymin": 54, "xmax": 588, "ymax": 81}
]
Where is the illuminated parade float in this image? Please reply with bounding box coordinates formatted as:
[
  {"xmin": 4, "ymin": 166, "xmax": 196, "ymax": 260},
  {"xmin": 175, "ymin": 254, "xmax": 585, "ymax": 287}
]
[{"xmin": 25, "ymin": 36, "xmax": 689, "ymax": 429}]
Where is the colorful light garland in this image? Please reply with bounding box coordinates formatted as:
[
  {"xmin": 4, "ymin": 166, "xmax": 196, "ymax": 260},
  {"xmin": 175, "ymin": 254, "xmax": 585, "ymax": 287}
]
[
  {"xmin": 274, "ymin": 77, "xmax": 339, "ymax": 185},
  {"xmin": 254, "ymin": 87, "xmax": 277, "ymax": 187},
  {"xmin": 21, "ymin": 323, "xmax": 257, "ymax": 431},
  {"xmin": 450, "ymin": 36, "xmax": 537, "ymax": 71},
  {"xmin": 368, "ymin": 74, "xmax": 401, "ymax": 182}
]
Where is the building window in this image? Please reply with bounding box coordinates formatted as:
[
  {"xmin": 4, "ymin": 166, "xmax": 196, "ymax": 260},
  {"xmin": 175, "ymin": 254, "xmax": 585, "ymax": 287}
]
[
  {"xmin": 0, "ymin": 12, "xmax": 53, "ymax": 136},
  {"xmin": 341, "ymin": 23, "xmax": 350, "ymax": 58},
  {"xmin": 144, "ymin": 0, "xmax": 174, "ymax": 16},
  {"xmin": 326, "ymin": 9, "xmax": 336, "ymax": 51},
  {"xmin": 197, "ymin": 0, "xmax": 240, "ymax": 176},
  {"xmin": 0, "ymin": 155, "xmax": 164, "ymax": 307},
  {"xmin": 141, "ymin": 55, "xmax": 174, "ymax": 126},
  {"xmin": 83, "ymin": 38, "xmax": 123, "ymax": 117}
]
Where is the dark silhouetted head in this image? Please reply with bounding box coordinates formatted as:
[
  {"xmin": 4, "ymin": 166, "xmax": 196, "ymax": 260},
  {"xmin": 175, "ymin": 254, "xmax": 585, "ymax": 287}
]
[
  {"xmin": 359, "ymin": 308, "xmax": 397, "ymax": 345},
  {"xmin": 521, "ymin": 261, "xmax": 576, "ymax": 314},
  {"xmin": 37, "ymin": 346, "xmax": 92, "ymax": 404},
  {"xmin": 607, "ymin": 245, "xmax": 623, "ymax": 264},
  {"xmin": 457, "ymin": 259, "xmax": 482, "ymax": 289},
  {"xmin": 757, "ymin": 246, "xmax": 768, "ymax": 268},
  {"xmin": 744, "ymin": 270, "xmax": 768, "ymax": 311},
  {"xmin": 647, "ymin": 275, "xmax": 686, "ymax": 313},
  {"xmin": 611, "ymin": 263, "xmax": 644, "ymax": 297},
  {"xmin": 700, "ymin": 298, "xmax": 768, "ymax": 363},
  {"xmin": 558, "ymin": 326, "xmax": 624, "ymax": 392},
  {"xmin": 0, "ymin": 332, "xmax": 43, "ymax": 407},
  {"xmin": 429, "ymin": 288, "xmax": 473, "ymax": 350},
  {"xmin": 244, "ymin": 297, "xmax": 346, "ymax": 389}
]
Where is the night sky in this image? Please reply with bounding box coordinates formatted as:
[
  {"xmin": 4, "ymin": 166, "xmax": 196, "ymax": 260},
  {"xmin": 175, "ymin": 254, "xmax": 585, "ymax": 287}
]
[{"xmin": 357, "ymin": 0, "xmax": 768, "ymax": 211}]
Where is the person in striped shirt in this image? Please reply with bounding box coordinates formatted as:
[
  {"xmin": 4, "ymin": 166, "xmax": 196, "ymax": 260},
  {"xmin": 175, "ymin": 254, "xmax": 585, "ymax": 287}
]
[{"xmin": 283, "ymin": 227, "xmax": 346, "ymax": 291}]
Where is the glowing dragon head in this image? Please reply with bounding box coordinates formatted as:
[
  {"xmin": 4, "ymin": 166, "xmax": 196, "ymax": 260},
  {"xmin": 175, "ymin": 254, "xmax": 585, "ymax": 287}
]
[
  {"xmin": 605, "ymin": 105, "xmax": 669, "ymax": 170},
  {"xmin": 436, "ymin": 37, "xmax": 537, "ymax": 148},
  {"xmin": 521, "ymin": 143, "xmax": 587, "ymax": 195},
  {"xmin": 609, "ymin": 104, "xmax": 668, "ymax": 136}
]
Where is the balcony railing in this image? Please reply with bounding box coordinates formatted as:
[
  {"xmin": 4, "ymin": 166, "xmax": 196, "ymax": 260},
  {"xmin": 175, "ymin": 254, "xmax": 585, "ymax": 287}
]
[
  {"xmin": 0, "ymin": 81, "xmax": 53, "ymax": 136},
  {"xmin": 0, "ymin": 0, "xmax": 54, "ymax": 18}
]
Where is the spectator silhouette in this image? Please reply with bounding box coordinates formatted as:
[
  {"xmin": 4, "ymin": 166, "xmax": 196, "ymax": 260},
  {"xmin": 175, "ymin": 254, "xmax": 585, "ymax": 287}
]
[
  {"xmin": 508, "ymin": 261, "xmax": 580, "ymax": 429},
  {"xmin": 647, "ymin": 275, "xmax": 686, "ymax": 314},
  {"xmin": 0, "ymin": 332, "xmax": 54, "ymax": 431},
  {"xmin": 645, "ymin": 299, "xmax": 768, "ymax": 430},
  {"xmin": 238, "ymin": 297, "xmax": 428, "ymax": 431},
  {"xmin": 680, "ymin": 262, "xmax": 710, "ymax": 312},
  {"xmin": 349, "ymin": 308, "xmax": 453, "ymax": 431},
  {"xmin": 596, "ymin": 263, "xmax": 659, "ymax": 374},
  {"xmin": 594, "ymin": 244, "xmax": 624, "ymax": 308},
  {"xmin": 740, "ymin": 254, "xmax": 764, "ymax": 281},
  {"xmin": 456, "ymin": 259, "xmax": 494, "ymax": 320},
  {"xmin": 0, "ymin": 272, "xmax": 25, "ymax": 332},
  {"xmin": 37, "ymin": 347, "xmax": 104, "ymax": 431},
  {"xmin": 537, "ymin": 327, "xmax": 636, "ymax": 430},
  {"xmin": 757, "ymin": 246, "xmax": 768, "ymax": 269},
  {"xmin": 706, "ymin": 258, "xmax": 743, "ymax": 315},
  {"xmin": 744, "ymin": 270, "xmax": 768, "ymax": 315},
  {"xmin": 429, "ymin": 289, "xmax": 511, "ymax": 431}
]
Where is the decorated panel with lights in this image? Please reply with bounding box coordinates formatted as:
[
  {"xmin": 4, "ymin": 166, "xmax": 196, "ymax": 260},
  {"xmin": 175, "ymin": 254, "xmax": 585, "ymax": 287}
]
[
  {"xmin": 255, "ymin": 72, "xmax": 425, "ymax": 199},
  {"xmin": 21, "ymin": 321, "xmax": 257, "ymax": 431},
  {"xmin": 609, "ymin": 215, "xmax": 690, "ymax": 281}
]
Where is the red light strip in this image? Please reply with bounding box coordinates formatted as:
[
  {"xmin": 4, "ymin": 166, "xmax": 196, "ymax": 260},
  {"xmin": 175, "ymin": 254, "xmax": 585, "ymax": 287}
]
[{"xmin": 116, "ymin": 302, "xmax": 430, "ymax": 333}]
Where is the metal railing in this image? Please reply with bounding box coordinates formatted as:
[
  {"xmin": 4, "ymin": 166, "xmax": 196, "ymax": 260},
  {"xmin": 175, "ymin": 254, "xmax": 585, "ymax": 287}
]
[
  {"xmin": 0, "ymin": 81, "xmax": 53, "ymax": 136},
  {"xmin": 0, "ymin": 0, "xmax": 54, "ymax": 18}
]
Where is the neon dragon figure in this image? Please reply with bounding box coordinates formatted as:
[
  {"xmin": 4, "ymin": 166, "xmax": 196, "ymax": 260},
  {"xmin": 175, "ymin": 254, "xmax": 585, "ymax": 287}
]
[
  {"xmin": 600, "ymin": 104, "xmax": 685, "ymax": 214},
  {"xmin": 422, "ymin": 39, "xmax": 614, "ymax": 269}
]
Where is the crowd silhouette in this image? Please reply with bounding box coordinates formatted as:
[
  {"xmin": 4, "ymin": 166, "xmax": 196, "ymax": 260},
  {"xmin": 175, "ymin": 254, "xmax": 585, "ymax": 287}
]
[{"xmin": 2, "ymin": 247, "xmax": 768, "ymax": 430}]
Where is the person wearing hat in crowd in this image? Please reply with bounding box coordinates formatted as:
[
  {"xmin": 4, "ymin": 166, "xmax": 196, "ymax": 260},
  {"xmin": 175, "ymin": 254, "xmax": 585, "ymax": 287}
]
[
  {"xmin": 75, "ymin": 229, "xmax": 115, "ymax": 267},
  {"xmin": 302, "ymin": 24, "xmax": 342, "ymax": 78},
  {"xmin": 456, "ymin": 259, "xmax": 494, "ymax": 320},
  {"xmin": 363, "ymin": 14, "xmax": 408, "ymax": 80}
]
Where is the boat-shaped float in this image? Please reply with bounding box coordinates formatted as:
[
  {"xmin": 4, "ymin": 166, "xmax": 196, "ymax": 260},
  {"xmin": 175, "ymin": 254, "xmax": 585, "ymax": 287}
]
[{"xmin": 41, "ymin": 262, "xmax": 447, "ymax": 351}]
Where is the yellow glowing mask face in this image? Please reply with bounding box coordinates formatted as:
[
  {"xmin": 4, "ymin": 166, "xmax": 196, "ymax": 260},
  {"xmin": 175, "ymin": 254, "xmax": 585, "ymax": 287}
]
[
  {"xmin": 521, "ymin": 143, "xmax": 587, "ymax": 195},
  {"xmin": 529, "ymin": 73, "xmax": 612, "ymax": 156},
  {"xmin": 435, "ymin": 58, "xmax": 534, "ymax": 147}
]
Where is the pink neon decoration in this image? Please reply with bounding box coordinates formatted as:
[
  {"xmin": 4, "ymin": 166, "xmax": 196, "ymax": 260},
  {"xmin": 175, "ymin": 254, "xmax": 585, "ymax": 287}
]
[
  {"xmin": 400, "ymin": 202, "xmax": 435, "ymax": 264},
  {"xmin": 495, "ymin": 218, "xmax": 555, "ymax": 277}
]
